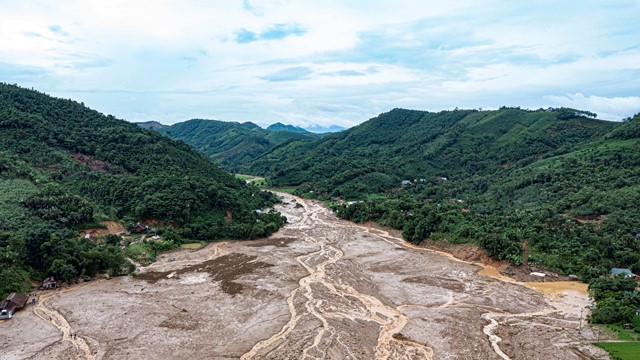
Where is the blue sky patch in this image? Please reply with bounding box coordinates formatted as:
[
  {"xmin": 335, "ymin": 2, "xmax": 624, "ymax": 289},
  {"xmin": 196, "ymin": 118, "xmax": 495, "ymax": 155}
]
[
  {"xmin": 235, "ymin": 23, "xmax": 306, "ymax": 44},
  {"xmin": 261, "ymin": 66, "xmax": 313, "ymax": 82}
]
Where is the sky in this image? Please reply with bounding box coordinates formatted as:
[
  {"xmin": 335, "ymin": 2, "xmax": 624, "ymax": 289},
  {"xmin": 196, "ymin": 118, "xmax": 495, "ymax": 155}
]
[{"xmin": 1, "ymin": 0, "xmax": 639, "ymax": 128}]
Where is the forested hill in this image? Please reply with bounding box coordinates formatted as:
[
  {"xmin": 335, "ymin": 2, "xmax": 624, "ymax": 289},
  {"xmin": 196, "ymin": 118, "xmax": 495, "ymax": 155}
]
[
  {"xmin": 266, "ymin": 122, "xmax": 312, "ymax": 134},
  {"xmin": 252, "ymin": 107, "xmax": 617, "ymax": 195},
  {"xmin": 248, "ymin": 107, "xmax": 640, "ymax": 279},
  {"xmin": 156, "ymin": 119, "xmax": 318, "ymax": 172},
  {"xmin": 0, "ymin": 83, "xmax": 284, "ymax": 296}
]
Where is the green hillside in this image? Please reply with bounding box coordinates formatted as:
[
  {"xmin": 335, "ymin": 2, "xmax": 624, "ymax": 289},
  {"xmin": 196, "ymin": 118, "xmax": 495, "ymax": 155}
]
[
  {"xmin": 0, "ymin": 84, "xmax": 284, "ymax": 297},
  {"xmin": 248, "ymin": 108, "xmax": 640, "ymax": 280},
  {"xmin": 253, "ymin": 108, "xmax": 614, "ymax": 194},
  {"xmin": 266, "ymin": 122, "xmax": 312, "ymax": 134},
  {"xmin": 157, "ymin": 119, "xmax": 318, "ymax": 172}
]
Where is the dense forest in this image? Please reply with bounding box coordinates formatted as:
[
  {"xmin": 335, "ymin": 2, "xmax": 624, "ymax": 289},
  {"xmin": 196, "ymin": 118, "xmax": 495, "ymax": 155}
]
[
  {"xmin": 239, "ymin": 108, "xmax": 640, "ymax": 284},
  {"xmin": 0, "ymin": 83, "xmax": 285, "ymax": 297},
  {"xmin": 155, "ymin": 119, "xmax": 318, "ymax": 172}
]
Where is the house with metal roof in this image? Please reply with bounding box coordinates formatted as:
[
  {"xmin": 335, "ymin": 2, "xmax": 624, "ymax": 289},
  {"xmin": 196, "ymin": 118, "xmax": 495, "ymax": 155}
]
[
  {"xmin": 610, "ymin": 268, "xmax": 634, "ymax": 277},
  {"xmin": 0, "ymin": 293, "xmax": 28, "ymax": 319}
]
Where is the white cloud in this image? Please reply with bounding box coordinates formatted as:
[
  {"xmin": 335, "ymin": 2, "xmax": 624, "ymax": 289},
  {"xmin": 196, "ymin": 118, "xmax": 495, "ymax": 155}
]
[
  {"xmin": 0, "ymin": 1, "xmax": 638, "ymax": 126},
  {"xmin": 545, "ymin": 93, "xmax": 640, "ymax": 121}
]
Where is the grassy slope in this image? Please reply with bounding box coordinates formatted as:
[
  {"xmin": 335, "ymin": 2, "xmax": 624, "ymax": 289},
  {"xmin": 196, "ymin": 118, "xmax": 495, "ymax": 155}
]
[{"xmin": 594, "ymin": 342, "xmax": 640, "ymax": 360}]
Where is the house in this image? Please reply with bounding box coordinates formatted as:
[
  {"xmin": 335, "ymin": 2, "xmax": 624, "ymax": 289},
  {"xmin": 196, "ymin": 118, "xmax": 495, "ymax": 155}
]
[
  {"xmin": 41, "ymin": 276, "xmax": 60, "ymax": 289},
  {"xmin": 0, "ymin": 293, "xmax": 28, "ymax": 319},
  {"xmin": 401, "ymin": 180, "xmax": 412, "ymax": 186},
  {"xmin": 610, "ymin": 268, "xmax": 634, "ymax": 277},
  {"xmin": 461, "ymin": 208, "xmax": 470, "ymax": 213},
  {"xmin": 130, "ymin": 223, "xmax": 148, "ymax": 234}
]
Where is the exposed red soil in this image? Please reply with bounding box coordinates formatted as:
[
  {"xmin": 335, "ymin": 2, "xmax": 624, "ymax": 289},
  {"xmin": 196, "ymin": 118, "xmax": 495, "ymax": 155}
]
[
  {"xmin": 79, "ymin": 221, "xmax": 126, "ymax": 237},
  {"xmin": 70, "ymin": 153, "xmax": 109, "ymax": 173}
]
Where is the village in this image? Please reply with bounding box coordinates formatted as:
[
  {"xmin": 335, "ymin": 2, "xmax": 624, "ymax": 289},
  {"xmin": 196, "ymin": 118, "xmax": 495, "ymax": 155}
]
[{"xmin": 0, "ymin": 221, "xmax": 163, "ymax": 322}]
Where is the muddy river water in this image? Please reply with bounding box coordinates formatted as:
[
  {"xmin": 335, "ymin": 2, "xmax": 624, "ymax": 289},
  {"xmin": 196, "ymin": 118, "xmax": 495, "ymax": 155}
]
[{"xmin": 1, "ymin": 194, "xmax": 610, "ymax": 359}]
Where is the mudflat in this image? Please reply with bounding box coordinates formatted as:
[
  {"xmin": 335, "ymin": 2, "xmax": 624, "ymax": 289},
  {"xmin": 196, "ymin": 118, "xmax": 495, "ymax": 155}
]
[{"xmin": 1, "ymin": 194, "xmax": 609, "ymax": 359}]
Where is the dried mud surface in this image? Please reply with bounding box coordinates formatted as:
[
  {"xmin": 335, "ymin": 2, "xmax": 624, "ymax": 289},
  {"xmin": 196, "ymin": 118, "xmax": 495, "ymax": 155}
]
[{"xmin": 1, "ymin": 194, "xmax": 610, "ymax": 360}]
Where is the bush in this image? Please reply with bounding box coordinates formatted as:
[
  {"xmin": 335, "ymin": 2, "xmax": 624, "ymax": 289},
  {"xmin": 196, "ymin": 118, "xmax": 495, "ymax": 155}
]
[{"xmin": 590, "ymin": 297, "xmax": 636, "ymax": 324}]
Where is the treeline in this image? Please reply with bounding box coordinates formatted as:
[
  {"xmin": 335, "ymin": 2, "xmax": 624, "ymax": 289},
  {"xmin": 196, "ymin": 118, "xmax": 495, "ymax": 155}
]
[
  {"xmin": 335, "ymin": 195, "xmax": 640, "ymax": 281},
  {"xmin": 589, "ymin": 276, "xmax": 640, "ymax": 324}
]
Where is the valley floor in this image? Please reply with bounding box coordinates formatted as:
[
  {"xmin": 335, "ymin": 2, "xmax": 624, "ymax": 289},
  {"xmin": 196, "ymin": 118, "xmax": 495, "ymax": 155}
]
[{"xmin": 1, "ymin": 194, "xmax": 611, "ymax": 359}]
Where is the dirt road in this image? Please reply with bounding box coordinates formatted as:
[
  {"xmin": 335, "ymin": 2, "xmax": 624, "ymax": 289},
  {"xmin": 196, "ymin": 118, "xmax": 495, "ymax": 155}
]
[{"xmin": 1, "ymin": 194, "xmax": 609, "ymax": 359}]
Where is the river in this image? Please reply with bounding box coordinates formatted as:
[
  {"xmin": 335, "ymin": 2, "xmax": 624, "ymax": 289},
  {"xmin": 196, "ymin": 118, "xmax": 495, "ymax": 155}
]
[{"xmin": 0, "ymin": 194, "xmax": 609, "ymax": 359}]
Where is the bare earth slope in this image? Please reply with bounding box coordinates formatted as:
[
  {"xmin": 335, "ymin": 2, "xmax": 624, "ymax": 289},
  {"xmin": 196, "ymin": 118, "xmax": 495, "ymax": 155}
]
[{"xmin": 1, "ymin": 194, "xmax": 609, "ymax": 359}]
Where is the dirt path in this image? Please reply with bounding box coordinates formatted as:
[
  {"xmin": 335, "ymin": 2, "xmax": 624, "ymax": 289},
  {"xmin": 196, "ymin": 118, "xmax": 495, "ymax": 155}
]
[
  {"xmin": 138, "ymin": 241, "xmax": 228, "ymax": 273},
  {"xmin": 32, "ymin": 285, "xmax": 98, "ymax": 359},
  {"xmin": 237, "ymin": 174, "xmax": 265, "ymax": 184},
  {"xmin": 5, "ymin": 193, "xmax": 609, "ymax": 359}
]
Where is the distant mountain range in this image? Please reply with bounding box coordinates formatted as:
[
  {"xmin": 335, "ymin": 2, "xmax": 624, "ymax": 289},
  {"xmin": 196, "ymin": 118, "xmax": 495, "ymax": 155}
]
[
  {"xmin": 136, "ymin": 120, "xmax": 345, "ymax": 134},
  {"xmin": 150, "ymin": 119, "xmax": 320, "ymax": 172},
  {"xmin": 134, "ymin": 120, "xmax": 345, "ymax": 172},
  {"xmin": 266, "ymin": 122, "xmax": 312, "ymax": 134},
  {"xmin": 304, "ymin": 124, "xmax": 346, "ymax": 133}
]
